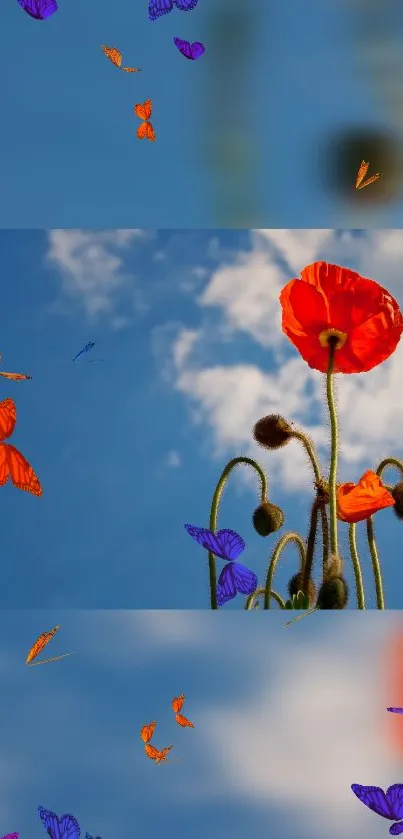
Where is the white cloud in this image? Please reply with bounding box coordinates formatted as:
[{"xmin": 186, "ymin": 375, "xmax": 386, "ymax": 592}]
[
  {"xmin": 165, "ymin": 450, "xmax": 182, "ymax": 468},
  {"xmin": 47, "ymin": 229, "xmax": 148, "ymax": 321},
  {"xmin": 163, "ymin": 229, "xmax": 403, "ymax": 491}
]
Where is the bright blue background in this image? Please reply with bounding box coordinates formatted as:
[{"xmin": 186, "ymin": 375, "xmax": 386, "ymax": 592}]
[
  {"xmin": 0, "ymin": 610, "xmax": 401, "ymax": 839},
  {"xmin": 0, "ymin": 227, "xmax": 403, "ymax": 609},
  {"xmin": 2, "ymin": 0, "xmax": 403, "ymax": 226}
]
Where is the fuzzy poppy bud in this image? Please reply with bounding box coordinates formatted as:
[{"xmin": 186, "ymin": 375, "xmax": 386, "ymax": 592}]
[
  {"xmin": 392, "ymin": 482, "xmax": 403, "ymax": 521},
  {"xmin": 316, "ymin": 577, "xmax": 349, "ymax": 610},
  {"xmin": 288, "ymin": 571, "xmax": 316, "ymax": 608},
  {"xmin": 253, "ymin": 415, "xmax": 294, "ymax": 449},
  {"xmin": 252, "ymin": 501, "xmax": 284, "ymax": 536}
]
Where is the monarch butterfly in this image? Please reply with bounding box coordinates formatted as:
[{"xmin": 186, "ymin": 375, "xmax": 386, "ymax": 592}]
[
  {"xmin": 171, "ymin": 694, "xmax": 195, "ymax": 728},
  {"xmin": 144, "ymin": 743, "xmax": 174, "ymax": 764},
  {"xmin": 356, "ymin": 159, "xmax": 380, "ymax": 190},
  {"xmin": 0, "ymin": 351, "xmax": 31, "ymax": 381},
  {"xmin": 26, "ymin": 624, "xmax": 75, "ymax": 666},
  {"xmin": 0, "ymin": 398, "xmax": 42, "ymax": 496},
  {"xmin": 134, "ymin": 100, "xmax": 155, "ymax": 142},
  {"xmin": 101, "ymin": 45, "xmax": 141, "ymax": 72},
  {"xmin": 140, "ymin": 721, "xmax": 156, "ymax": 743}
]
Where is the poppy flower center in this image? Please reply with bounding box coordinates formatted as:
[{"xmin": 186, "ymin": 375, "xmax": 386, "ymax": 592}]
[{"xmin": 318, "ymin": 328, "xmax": 347, "ymax": 350}]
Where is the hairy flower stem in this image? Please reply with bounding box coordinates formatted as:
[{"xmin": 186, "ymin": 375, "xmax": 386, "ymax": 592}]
[
  {"xmin": 366, "ymin": 516, "xmax": 385, "ymax": 609},
  {"xmin": 209, "ymin": 457, "xmax": 268, "ymax": 609},
  {"xmin": 245, "ymin": 588, "xmax": 285, "ymax": 610},
  {"xmin": 326, "ymin": 339, "xmax": 339, "ymax": 557},
  {"xmin": 292, "ymin": 430, "xmax": 329, "ymax": 573},
  {"xmin": 348, "ymin": 524, "xmax": 365, "ymax": 608},
  {"xmin": 301, "ymin": 499, "xmax": 320, "ymax": 596},
  {"xmin": 264, "ymin": 532, "xmax": 306, "ymax": 609},
  {"xmin": 376, "ymin": 457, "xmax": 403, "ymax": 481}
]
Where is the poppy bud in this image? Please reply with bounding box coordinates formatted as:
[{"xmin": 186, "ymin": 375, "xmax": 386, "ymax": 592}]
[
  {"xmin": 252, "ymin": 501, "xmax": 284, "ymax": 536},
  {"xmin": 253, "ymin": 415, "xmax": 294, "ymax": 449},
  {"xmin": 288, "ymin": 571, "xmax": 317, "ymax": 608},
  {"xmin": 392, "ymin": 482, "xmax": 403, "ymax": 521},
  {"xmin": 316, "ymin": 577, "xmax": 349, "ymax": 610}
]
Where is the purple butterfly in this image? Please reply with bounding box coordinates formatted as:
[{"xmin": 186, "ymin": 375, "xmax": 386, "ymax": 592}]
[
  {"xmin": 1, "ymin": 834, "xmax": 19, "ymax": 838},
  {"xmin": 38, "ymin": 806, "xmax": 80, "ymax": 839},
  {"xmin": 184, "ymin": 524, "xmax": 257, "ymax": 606},
  {"xmin": 173, "ymin": 38, "xmax": 205, "ymax": 60},
  {"xmin": 351, "ymin": 784, "xmax": 403, "ymax": 834},
  {"xmin": 17, "ymin": 0, "xmax": 58, "ymax": 19},
  {"xmin": 388, "ymin": 708, "xmax": 403, "ymax": 714},
  {"xmin": 85, "ymin": 834, "xmax": 101, "ymax": 839},
  {"xmin": 148, "ymin": 0, "xmax": 199, "ymax": 22}
]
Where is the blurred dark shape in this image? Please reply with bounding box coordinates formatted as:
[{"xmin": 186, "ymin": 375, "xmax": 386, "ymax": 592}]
[{"xmin": 320, "ymin": 125, "xmax": 402, "ymax": 204}]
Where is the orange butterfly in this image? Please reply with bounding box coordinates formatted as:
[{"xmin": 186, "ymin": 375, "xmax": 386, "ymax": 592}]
[
  {"xmin": 101, "ymin": 45, "xmax": 141, "ymax": 73},
  {"xmin": 171, "ymin": 694, "xmax": 195, "ymax": 728},
  {"xmin": 0, "ymin": 350, "xmax": 31, "ymax": 381},
  {"xmin": 134, "ymin": 99, "xmax": 155, "ymax": 142},
  {"xmin": 355, "ymin": 160, "xmax": 381, "ymax": 190},
  {"xmin": 144, "ymin": 743, "xmax": 174, "ymax": 765},
  {"xmin": 26, "ymin": 624, "xmax": 75, "ymax": 667},
  {"xmin": 0, "ymin": 398, "xmax": 42, "ymax": 496},
  {"xmin": 140, "ymin": 721, "xmax": 156, "ymax": 744}
]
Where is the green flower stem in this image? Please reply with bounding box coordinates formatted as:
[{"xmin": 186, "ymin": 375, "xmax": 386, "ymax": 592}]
[
  {"xmin": 326, "ymin": 340, "xmax": 339, "ymax": 557},
  {"xmin": 376, "ymin": 457, "xmax": 403, "ymax": 481},
  {"xmin": 348, "ymin": 524, "xmax": 366, "ymax": 609},
  {"xmin": 208, "ymin": 457, "xmax": 268, "ymax": 610},
  {"xmin": 264, "ymin": 532, "xmax": 306, "ymax": 609},
  {"xmin": 245, "ymin": 587, "xmax": 285, "ymax": 610},
  {"xmin": 366, "ymin": 516, "xmax": 385, "ymax": 609},
  {"xmin": 293, "ymin": 430, "xmax": 329, "ymax": 573},
  {"xmin": 301, "ymin": 499, "xmax": 320, "ymax": 596}
]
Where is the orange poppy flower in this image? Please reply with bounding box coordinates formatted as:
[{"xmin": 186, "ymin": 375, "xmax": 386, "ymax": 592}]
[
  {"xmin": 336, "ymin": 469, "xmax": 395, "ymax": 523},
  {"xmin": 280, "ymin": 262, "xmax": 403, "ymax": 373}
]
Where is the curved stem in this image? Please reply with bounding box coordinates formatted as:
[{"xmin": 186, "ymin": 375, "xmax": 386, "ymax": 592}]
[
  {"xmin": 348, "ymin": 523, "xmax": 366, "ymax": 609},
  {"xmin": 264, "ymin": 532, "xmax": 306, "ymax": 609},
  {"xmin": 376, "ymin": 457, "xmax": 403, "ymax": 481},
  {"xmin": 366, "ymin": 516, "xmax": 385, "ymax": 609},
  {"xmin": 326, "ymin": 340, "xmax": 339, "ymax": 557},
  {"xmin": 208, "ymin": 457, "xmax": 268, "ymax": 609},
  {"xmin": 301, "ymin": 498, "xmax": 320, "ymax": 595},
  {"xmin": 245, "ymin": 587, "xmax": 285, "ymax": 610},
  {"xmin": 292, "ymin": 431, "xmax": 322, "ymax": 484}
]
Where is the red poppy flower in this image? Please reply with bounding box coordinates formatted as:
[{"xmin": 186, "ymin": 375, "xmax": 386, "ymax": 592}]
[
  {"xmin": 337, "ymin": 469, "xmax": 395, "ymax": 523},
  {"xmin": 280, "ymin": 261, "xmax": 403, "ymax": 373}
]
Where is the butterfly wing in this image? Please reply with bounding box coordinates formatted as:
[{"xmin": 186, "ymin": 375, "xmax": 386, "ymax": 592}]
[
  {"xmin": 184, "ymin": 524, "xmax": 245, "ymax": 560},
  {"xmin": 148, "ymin": 0, "xmax": 173, "ymax": 21},
  {"xmin": 38, "ymin": 807, "xmax": 80, "ymax": 839},
  {"xmin": 175, "ymin": 713, "xmax": 195, "ymax": 728},
  {"xmin": 173, "ymin": 38, "xmax": 192, "ymax": 58},
  {"xmin": 72, "ymin": 342, "xmax": 95, "ymax": 363},
  {"xmin": 156, "ymin": 745, "xmax": 174, "ymax": 763},
  {"xmin": 121, "ymin": 66, "xmax": 141, "ymax": 72},
  {"xmin": 216, "ymin": 563, "xmax": 237, "ymax": 606},
  {"xmin": 144, "ymin": 743, "xmax": 160, "ymax": 760},
  {"xmin": 232, "ymin": 561, "xmax": 258, "ymax": 596},
  {"xmin": 140, "ymin": 721, "xmax": 156, "ymax": 743},
  {"xmin": 1, "ymin": 834, "xmax": 19, "ymax": 838},
  {"xmin": 172, "ymin": 694, "xmax": 185, "ymax": 713},
  {"xmin": 101, "ymin": 46, "xmax": 122, "ymax": 68},
  {"xmin": 17, "ymin": 0, "xmax": 58, "ymax": 19},
  {"xmin": 0, "ymin": 399, "xmax": 16, "ymax": 441},
  {"xmin": 26, "ymin": 626, "xmax": 58, "ymax": 663},
  {"xmin": 388, "ymin": 708, "xmax": 403, "ymax": 714},
  {"xmin": 390, "ymin": 825, "xmax": 403, "ymax": 836},
  {"xmin": 356, "ymin": 160, "xmax": 369, "ymax": 189},
  {"xmin": 134, "ymin": 100, "xmax": 152, "ymax": 121},
  {"xmin": 387, "ymin": 786, "xmax": 403, "ymax": 820},
  {"xmin": 0, "ymin": 372, "xmax": 31, "ymax": 381},
  {"xmin": 136, "ymin": 121, "xmax": 155, "ymax": 141},
  {"xmin": 190, "ymin": 41, "xmax": 205, "ymax": 59},
  {"xmin": 351, "ymin": 784, "xmax": 396, "ymax": 819},
  {"xmin": 0, "ymin": 443, "xmax": 42, "ymax": 495},
  {"xmin": 173, "ymin": 0, "xmax": 199, "ymax": 9}
]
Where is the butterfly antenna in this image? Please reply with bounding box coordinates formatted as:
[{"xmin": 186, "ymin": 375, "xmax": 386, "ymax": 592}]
[
  {"xmin": 284, "ymin": 608, "xmax": 318, "ymax": 627},
  {"xmin": 27, "ymin": 652, "xmax": 76, "ymax": 666}
]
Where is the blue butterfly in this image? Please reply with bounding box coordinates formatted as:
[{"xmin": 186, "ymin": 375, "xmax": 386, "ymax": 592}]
[
  {"xmin": 38, "ymin": 806, "xmax": 80, "ymax": 839},
  {"xmin": 148, "ymin": 0, "xmax": 199, "ymax": 22},
  {"xmin": 184, "ymin": 524, "xmax": 257, "ymax": 606},
  {"xmin": 72, "ymin": 341, "xmax": 95, "ymax": 363},
  {"xmin": 85, "ymin": 834, "xmax": 102, "ymax": 839}
]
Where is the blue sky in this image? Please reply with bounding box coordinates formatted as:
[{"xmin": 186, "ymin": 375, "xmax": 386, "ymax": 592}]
[
  {"xmin": 1, "ymin": 228, "xmax": 403, "ymax": 610},
  {"xmin": 3, "ymin": 609, "xmax": 403, "ymax": 839},
  {"xmin": 3, "ymin": 0, "xmax": 403, "ymax": 226}
]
